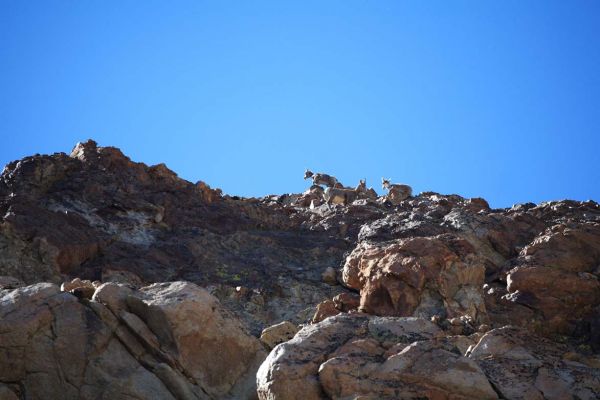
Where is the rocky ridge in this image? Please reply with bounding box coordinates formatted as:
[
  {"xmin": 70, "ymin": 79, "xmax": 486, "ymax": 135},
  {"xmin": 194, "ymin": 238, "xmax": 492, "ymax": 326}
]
[{"xmin": 1, "ymin": 140, "xmax": 599, "ymax": 399}]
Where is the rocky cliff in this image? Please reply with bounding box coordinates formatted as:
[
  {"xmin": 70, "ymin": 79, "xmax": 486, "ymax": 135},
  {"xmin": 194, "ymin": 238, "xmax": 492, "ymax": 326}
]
[{"xmin": 1, "ymin": 140, "xmax": 599, "ymax": 399}]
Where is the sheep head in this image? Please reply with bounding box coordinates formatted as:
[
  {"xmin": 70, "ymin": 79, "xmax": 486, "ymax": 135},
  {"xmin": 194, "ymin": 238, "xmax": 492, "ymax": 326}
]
[{"xmin": 381, "ymin": 177, "xmax": 391, "ymax": 189}]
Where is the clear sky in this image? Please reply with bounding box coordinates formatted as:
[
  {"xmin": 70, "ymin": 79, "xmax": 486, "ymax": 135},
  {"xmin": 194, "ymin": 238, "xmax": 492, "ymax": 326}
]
[{"xmin": 1, "ymin": 1, "xmax": 599, "ymax": 208}]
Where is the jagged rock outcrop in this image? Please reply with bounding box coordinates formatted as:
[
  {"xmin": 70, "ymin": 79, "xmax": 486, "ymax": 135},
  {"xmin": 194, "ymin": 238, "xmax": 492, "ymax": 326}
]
[
  {"xmin": 1, "ymin": 141, "xmax": 600, "ymax": 399},
  {"xmin": 333, "ymin": 194, "xmax": 600, "ymax": 346},
  {"xmin": 0, "ymin": 281, "xmax": 266, "ymax": 399},
  {"xmin": 0, "ymin": 140, "xmax": 353, "ymax": 334}
]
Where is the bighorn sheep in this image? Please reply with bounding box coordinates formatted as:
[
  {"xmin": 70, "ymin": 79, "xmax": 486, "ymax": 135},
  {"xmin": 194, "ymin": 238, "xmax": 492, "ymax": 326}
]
[
  {"xmin": 382, "ymin": 178, "xmax": 412, "ymax": 204},
  {"xmin": 355, "ymin": 179, "xmax": 378, "ymax": 200},
  {"xmin": 324, "ymin": 179, "xmax": 377, "ymax": 205},
  {"xmin": 304, "ymin": 169, "xmax": 339, "ymax": 188},
  {"xmin": 324, "ymin": 186, "xmax": 358, "ymax": 205}
]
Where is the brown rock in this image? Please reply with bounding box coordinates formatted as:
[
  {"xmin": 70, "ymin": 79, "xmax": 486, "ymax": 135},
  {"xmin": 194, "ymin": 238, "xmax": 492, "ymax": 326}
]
[
  {"xmin": 469, "ymin": 326, "xmax": 600, "ymax": 399},
  {"xmin": 130, "ymin": 281, "xmax": 267, "ymax": 398},
  {"xmin": 257, "ymin": 314, "xmax": 498, "ymax": 400},
  {"xmin": 257, "ymin": 314, "xmax": 368, "ymax": 400},
  {"xmin": 4, "ymin": 141, "xmax": 600, "ymax": 398},
  {"xmin": 504, "ymin": 222, "xmax": 600, "ymax": 336},
  {"xmin": 507, "ymin": 266, "xmax": 600, "ymax": 334},
  {"xmin": 260, "ymin": 321, "xmax": 300, "ymax": 349},
  {"xmin": 311, "ymin": 299, "xmax": 340, "ymax": 323},
  {"xmin": 2, "ymin": 140, "xmax": 351, "ymax": 335},
  {"xmin": 0, "ymin": 283, "xmax": 177, "ymax": 400},
  {"xmin": 195, "ymin": 180, "xmax": 223, "ymax": 203},
  {"xmin": 320, "ymin": 339, "xmax": 497, "ymax": 400},
  {"xmin": 332, "ymin": 292, "xmax": 360, "ymax": 312},
  {"xmin": 91, "ymin": 281, "xmax": 135, "ymax": 314},
  {"xmin": 259, "ymin": 314, "xmax": 600, "ymax": 400},
  {"xmin": 343, "ymin": 235, "xmax": 487, "ymax": 323},
  {"xmin": 0, "ymin": 281, "xmax": 266, "ymax": 399},
  {"xmin": 521, "ymin": 222, "xmax": 600, "ymax": 272}
]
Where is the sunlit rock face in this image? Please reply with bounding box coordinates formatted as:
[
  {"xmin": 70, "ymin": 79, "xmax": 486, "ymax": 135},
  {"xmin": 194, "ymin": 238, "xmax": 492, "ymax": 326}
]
[
  {"xmin": 257, "ymin": 315, "xmax": 600, "ymax": 400},
  {"xmin": 0, "ymin": 281, "xmax": 266, "ymax": 400},
  {"xmin": 1, "ymin": 141, "xmax": 600, "ymax": 399}
]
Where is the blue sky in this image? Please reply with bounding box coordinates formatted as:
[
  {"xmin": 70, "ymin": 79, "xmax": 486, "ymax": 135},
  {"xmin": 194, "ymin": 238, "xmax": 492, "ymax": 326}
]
[{"xmin": 1, "ymin": 1, "xmax": 599, "ymax": 208}]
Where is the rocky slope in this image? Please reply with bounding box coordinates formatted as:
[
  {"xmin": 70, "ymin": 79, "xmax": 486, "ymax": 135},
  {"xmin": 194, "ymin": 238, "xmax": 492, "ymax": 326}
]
[{"xmin": 1, "ymin": 140, "xmax": 599, "ymax": 399}]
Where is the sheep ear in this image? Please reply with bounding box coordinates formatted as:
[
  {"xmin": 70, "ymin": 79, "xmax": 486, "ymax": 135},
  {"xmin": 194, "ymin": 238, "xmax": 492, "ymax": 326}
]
[{"xmin": 381, "ymin": 177, "xmax": 384, "ymax": 182}]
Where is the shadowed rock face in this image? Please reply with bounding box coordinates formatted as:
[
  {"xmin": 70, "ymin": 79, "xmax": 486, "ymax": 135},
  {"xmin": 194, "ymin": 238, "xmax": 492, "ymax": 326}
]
[
  {"xmin": 0, "ymin": 140, "xmax": 356, "ymax": 334},
  {"xmin": 1, "ymin": 141, "xmax": 600, "ymax": 399}
]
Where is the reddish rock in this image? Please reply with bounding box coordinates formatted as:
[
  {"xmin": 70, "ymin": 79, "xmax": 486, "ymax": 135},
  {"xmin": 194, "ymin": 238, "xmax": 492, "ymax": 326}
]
[
  {"xmin": 520, "ymin": 222, "xmax": 600, "ymax": 272},
  {"xmin": 343, "ymin": 234, "xmax": 487, "ymax": 323},
  {"xmin": 504, "ymin": 222, "xmax": 600, "ymax": 337},
  {"xmin": 465, "ymin": 197, "xmax": 490, "ymax": 212},
  {"xmin": 332, "ymin": 292, "xmax": 360, "ymax": 312},
  {"xmin": 195, "ymin": 180, "xmax": 223, "ymax": 204},
  {"xmin": 311, "ymin": 299, "xmax": 340, "ymax": 323}
]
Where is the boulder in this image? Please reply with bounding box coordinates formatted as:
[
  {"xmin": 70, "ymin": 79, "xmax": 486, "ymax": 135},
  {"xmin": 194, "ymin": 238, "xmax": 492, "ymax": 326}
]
[
  {"xmin": 332, "ymin": 292, "xmax": 360, "ymax": 312},
  {"xmin": 0, "ymin": 283, "xmax": 176, "ymax": 400},
  {"xmin": 311, "ymin": 299, "xmax": 340, "ymax": 323},
  {"xmin": 257, "ymin": 313, "xmax": 500, "ymax": 400},
  {"xmin": 260, "ymin": 321, "xmax": 300, "ymax": 349},
  {"xmin": 0, "ymin": 281, "xmax": 266, "ymax": 400},
  {"xmin": 91, "ymin": 281, "xmax": 135, "ymax": 314},
  {"xmin": 258, "ymin": 314, "xmax": 600, "ymax": 400},
  {"xmin": 60, "ymin": 277, "xmax": 97, "ymax": 299},
  {"xmin": 343, "ymin": 234, "xmax": 488, "ymax": 323},
  {"xmin": 469, "ymin": 327, "xmax": 600, "ymax": 399},
  {"xmin": 129, "ymin": 281, "xmax": 267, "ymax": 398}
]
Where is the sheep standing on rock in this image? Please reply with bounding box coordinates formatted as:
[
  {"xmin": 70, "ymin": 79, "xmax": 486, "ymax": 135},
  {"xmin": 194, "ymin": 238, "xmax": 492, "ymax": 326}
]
[
  {"xmin": 324, "ymin": 186, "xmax": 358, "ymax": 205},
  {"xmin": 303, "ymin": 170, "xmax": 412, "ymax": 207},
  {"xmin": 304, "ymin": 169, "xmax": 339, "ymax": 188},
  {"xmin": 324, "ymin": 179, "xmax": 378, "ymax": 205},
  {"xmin": 356, "ymin": 179, "xmax": 378, "ymax": 200},
  {"xmin": 382, "ymin": 178, "xmax": 412, "ymax": 204}
]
